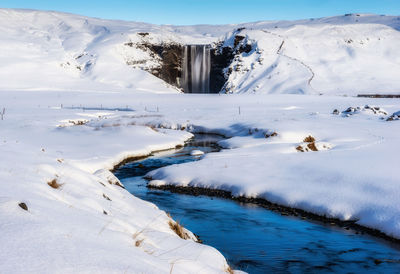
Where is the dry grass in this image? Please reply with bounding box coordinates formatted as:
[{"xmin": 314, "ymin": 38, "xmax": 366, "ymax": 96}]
[
  {"xmin": 296, "ymin": 143, "xmax": 318, "ymax": 152},
  {"xmin": 68, "ymin": 120, "xmax": 87, "ymax": 126},
  {"xmin": 226, "ymin": 266, "xmax": 234, "ymax": 274},
  {"xmin": 107, "ymin": 179, "xmax": 124, "ymax": 188},
  {"xmin": 47, "ymin": 178, "xmax": 63, "ymax": 189},
  {"xmin": 307, "ymin": 142, "xmax": 318, "ymax": 151},
  {"xmin": 265, "ymin": 131, "xmax": 278, "ymax": 138},
  {"xmin": 103, "ymin": 193, "xmax": 112, "ymax": 201},
  {"xmin": 135, "ymin": 239, "xmax": 144, "ymax": 247},
  {"xmin": 303, "ymin": 135, "xmax": 316, "ymax": 143},
  {"xmin": 168, "ymin": 220, "xmax": 190, "ymax": 240}
]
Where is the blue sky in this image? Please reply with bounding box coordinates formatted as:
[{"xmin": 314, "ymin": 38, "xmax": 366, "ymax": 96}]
[{"xmin": 1, "ymin": 0, "xmax": 399, "ymax": 25}]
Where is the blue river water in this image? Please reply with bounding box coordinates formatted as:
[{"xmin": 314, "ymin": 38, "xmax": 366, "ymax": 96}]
[{"xmin": 114, "ymin": 134, "xmax": 400, "ymax": 273}]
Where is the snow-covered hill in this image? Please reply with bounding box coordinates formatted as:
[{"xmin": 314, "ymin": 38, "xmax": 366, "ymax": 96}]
[{"xmin": 0, "ymin": 8, "xmax": 400, "ymax": 95}]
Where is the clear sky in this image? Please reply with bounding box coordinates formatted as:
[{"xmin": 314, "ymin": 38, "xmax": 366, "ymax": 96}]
[{"xmin": 1, "ymin": 0, "xmax": 399, "ymax": 25}]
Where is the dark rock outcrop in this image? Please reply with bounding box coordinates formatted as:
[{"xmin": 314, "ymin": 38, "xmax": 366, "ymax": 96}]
[
  {"xmin": 124, "ymin": 30, "xmax": 254, "ymax": 93},
  {"xmin": 210, "ymin": 45, "xmax": 234, "ymax": 93},
  {"xmin": 140, "ymin": 43, "xmax": 184, "ymax": 88}
]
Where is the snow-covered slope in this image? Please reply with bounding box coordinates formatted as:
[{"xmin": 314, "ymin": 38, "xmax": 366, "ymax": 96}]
[
  {"xmin": 0, "ymin": 8, "xmax": 400, "ymax": 95},
  {"xmin": 0, "ymin": 90, "xmax": 234, "ymax": 273},
  {"xmin": 222, "ymin": 23, "xmax": 400, "ymax": 95}
]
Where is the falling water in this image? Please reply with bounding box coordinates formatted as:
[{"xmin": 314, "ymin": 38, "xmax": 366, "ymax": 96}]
[{"xmin": 181, "ymin": 45, "xmax": 211, "ymax": 93}]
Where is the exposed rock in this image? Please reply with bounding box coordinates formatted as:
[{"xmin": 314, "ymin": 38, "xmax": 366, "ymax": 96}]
[
  {"xmin": 123, "ymin": 32, "xmax": 253, "ymax": 93},
  {"xmin": 234, "ymin": 35, "xmax": 245, "ymax": 48},
  {"xmin": 265, "ymin": 131, "xmax": 278, "ymax": 138},
  {"xmin": 146, "ymin": 43, "xmax": 183, "ymax": 88},
  {"xmin": 137, "ymin": 32, "xmax": 149, "ymax": 37},
  {"xmin": 18, "ymin": 202, "xmax": 28, "ymax": 211},
  {"xmin": 364, "ymin": 105, "xmax": 388, "ymax": 115},
  {"xmin": 129, "ymin": 42, "xmax": 183, "ymax": 89},
  {"xmin": 387, "ymin": 111, "xmax": 400, "ymax": 121},
  {"xmin": 210, "ymin": 44, "xmax": 234, "ymax": 92},
  {"xmin": 341, "ymin": 105, "xmax": 388, "ymax": 117},
  {"xmin": 342, "ymin": 106, "xmax": 361, "ymax": 115}
]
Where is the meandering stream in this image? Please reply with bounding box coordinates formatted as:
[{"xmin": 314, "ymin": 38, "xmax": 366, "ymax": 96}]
[{"xmin": 114, "ymin": 134, "xmax": 400, "ymax": 273}]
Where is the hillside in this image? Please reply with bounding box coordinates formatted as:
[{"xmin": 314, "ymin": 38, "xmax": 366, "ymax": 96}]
[{"xmin": 0, "ymin": 9, "xmax": 399, "ymax": 95}]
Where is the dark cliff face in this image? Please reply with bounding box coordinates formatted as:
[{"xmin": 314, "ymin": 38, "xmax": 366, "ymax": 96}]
[
  {"xmin": 210, "ymin": 45, "xmax": 234, "ymax": 93},
  {"xmin": 211, "ymin": 31, "xmax": 254, "ymax": 93},
  {"xmin": 125, "ymin": 31, "xmax": 253, "ymax": 93},
  {"xmin": 145, "ymin": 43, "xmax": 184, "ymax": 89}
]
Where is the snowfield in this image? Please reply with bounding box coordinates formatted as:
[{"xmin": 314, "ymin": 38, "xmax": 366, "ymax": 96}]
[
  {"xmin": 1, "ymin": 8, "xmax": 400, "ymax": 273},
  {"xmin": 0, "ymin": 9, "xmax": 400, "ymax": 94},
  {"xmin": 145, "ymin": 94, "xmax": 400, "ymax": 239},
  {"xmin": 0, "ymin": 91, "xmax": 234, "ymax": 273},
  {"xmin": 1, "ymin": 91, "xmax": 400, "ymax": 273}
]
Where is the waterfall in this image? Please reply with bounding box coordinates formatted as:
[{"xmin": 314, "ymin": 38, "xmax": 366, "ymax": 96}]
[{"xmin": 181, "ymin": 45, "xmax": 211, "ymax": 93}]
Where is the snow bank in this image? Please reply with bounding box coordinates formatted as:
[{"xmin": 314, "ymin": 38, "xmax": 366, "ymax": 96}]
[
  {"xmin": 0, "ymin": 90, "xmax": 232, "ymax": 273},
  {"xmin": 1, "ymin": 88, "xmax": 400, "ymax": 272},
  {"xmin": 135, "ymin": 94, "xmax": 400, "ymax": 239}
]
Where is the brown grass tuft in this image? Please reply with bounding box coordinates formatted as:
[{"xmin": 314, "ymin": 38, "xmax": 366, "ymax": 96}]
[
  {"xmin": 103, "ymin": 193, "xmax": 112, "ymax": 201},
  {"xmin": 303, "ymin": 135, "xmax": 316, "ymax": 143},
  {"xmin": 296, "ymin": 145, "xmax": 304, "ymax": 152},
  {"xmin": 69, "ymin": 120, "xmax": 87, "ymax": 126},
  {"xmin": 135, "ymin": 239, "xmax": 144, "ymax": 247},
  {"xmin": 226, "ymin": 266, "xmax": 234, "ymax": 274},
  {"xmin": 47, "ymin": 178, "xmax": 63, "ymax": 189},
  {"xmin": 307, "ymin": 142, "xmax": 318, "ymax": 151},
  {"xmin": 265, "ymin": 131, "xmax": 278, "ymax": 138},
  {"xmin": 168, "ymin": 220, "xmax": 190, "ymax": 240}
]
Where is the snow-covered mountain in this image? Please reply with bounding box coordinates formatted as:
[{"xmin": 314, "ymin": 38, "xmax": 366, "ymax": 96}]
[{"xmin": 1, "ymin": 8, "xmax": 400, "ymax": 95}]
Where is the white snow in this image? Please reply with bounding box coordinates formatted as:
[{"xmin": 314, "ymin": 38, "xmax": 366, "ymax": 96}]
[
  {"xmin": 141, "ymin": 94, "xmax": 400, "ymax": 239},
  {"xmin": 0, "ymin": 90, "xmax": 233, "ymax": 273},
  {"xmin": 190, "ymin": 149, "xmax": 205, "ymax": 156},
  {"xmin": 0, "ymin": 9, "xmax": 400, "ymax": 95},
  {"xmin": 1, "ymin": 8, "xmax": 400, "ymax": 273},
  {"xmin": 221, "ymin": 24, "xmax": 400, "ymax": 95}
]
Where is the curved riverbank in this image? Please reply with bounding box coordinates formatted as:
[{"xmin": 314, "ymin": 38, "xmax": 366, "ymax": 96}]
[
  {"xmin": 114, "ymin": 133, "xmax": 400, "ymax": 273},
  {"xmin": 147, "ymin": 184, "xmax": 400, "ymax": 244}
]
